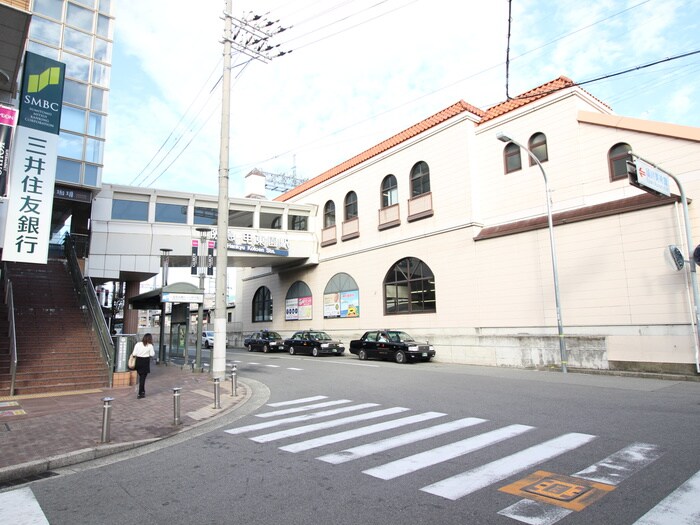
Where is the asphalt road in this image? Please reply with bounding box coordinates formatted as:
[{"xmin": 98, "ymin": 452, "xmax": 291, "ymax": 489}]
[{"xmin": 6, "ymin": 349, "xmax": 700, "ymax": 524}]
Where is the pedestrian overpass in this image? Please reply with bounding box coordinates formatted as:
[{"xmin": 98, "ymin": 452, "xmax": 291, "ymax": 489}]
[{"xmin": 84, "ymin": 183, "xmax": 319, "ymax": 284}]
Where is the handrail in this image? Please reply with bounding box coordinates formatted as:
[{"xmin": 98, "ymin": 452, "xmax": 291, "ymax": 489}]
[
  {"xmin": 3, "ymin": 265, "xmax": 17, "ymax": 396},
  {"xmin": 63, "ymin": 234, "xmax": 115, "ymax": 387}
]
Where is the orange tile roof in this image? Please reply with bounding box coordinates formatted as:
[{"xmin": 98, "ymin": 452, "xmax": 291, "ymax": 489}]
[
  {"xmin": 275, "ymin": 76, "xmax": 603, "ymax": 201},
  {"xmin": 275, "ymin": 100, "xmax": 485, "ymax": 201}
]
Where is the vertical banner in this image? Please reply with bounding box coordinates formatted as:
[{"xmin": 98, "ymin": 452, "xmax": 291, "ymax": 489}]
[
  {"xmin": 207, "ymin": 240, "xmax": 214, "ymax": 276},
  {"xmin": 190, "ymin": 239, "xmax": 198, "ymax": 275},
  {"xmin": 3, "ymin": 52, "xmax": 65, "ymax": 264},
  {"xmin": 0, "ymin": 106, "xmax": 18, "ymax": 197}
]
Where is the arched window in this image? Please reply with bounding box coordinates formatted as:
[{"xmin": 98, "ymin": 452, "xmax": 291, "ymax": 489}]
[
  {"xmin": 345, "ymin": 191, "xmax": 358, "ymax": 220},
  {"xmin": 503, "ymin": 142, "xmax": 522, "ymax": 173},
  {"xmin": 410, "ymin": 161, "xmax": 430, "ymax": 197},
  {"xmin": 323, "ymin": 200, "xmax": 335, "ymax": 227},
  {"xmin": 285, "ymin": 281, "xmax": 312, "ymax": 321},
  {"xmin": 381, "ymin": 175, "xmax": 398, "ymax": 208},
  {"xmin": 252, "ymin": 286, "xmax": 272, "ymax": 322},
  {"xmin": 384, "ymin": 257, "xmax": 436, "ymax": 314},
  {"xmin": 528, "ymin": 132, "xmax": 548, "ymax": 165},
  {"xmin": 323, "ymin": 272, "xmax": 360, "ymax": 318},
  {"xmin": 608, "ymin": 143, "xmax": 632, "ymax": 181}
]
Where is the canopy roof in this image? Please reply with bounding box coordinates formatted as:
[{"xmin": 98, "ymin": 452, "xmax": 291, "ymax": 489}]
[{"xmin": 128, "ymin": 282, "xmax": 203, "ymax": 310}]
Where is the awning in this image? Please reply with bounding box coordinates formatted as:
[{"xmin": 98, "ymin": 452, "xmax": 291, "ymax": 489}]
[{"xmin": 128, "ymin": 282, "xmax": 204, "ymax": 310}]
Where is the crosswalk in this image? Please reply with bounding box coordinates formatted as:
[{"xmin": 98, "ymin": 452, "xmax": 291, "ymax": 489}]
[{"xmin": 224, "ymin": 395, "xmax": 700, "ymax": 524}]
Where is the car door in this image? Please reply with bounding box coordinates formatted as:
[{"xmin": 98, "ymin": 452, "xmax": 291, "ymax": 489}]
[
  {"xmin": 376, "ymin": 331, "xmax": 392, "ymax": 360},
  {"xmin": 292, "ymin": 332, "xmax": 306, "ymax": 354},
  {"xmin": 363, "ymin": 331, "xmax": 379, "ymax": 358}
]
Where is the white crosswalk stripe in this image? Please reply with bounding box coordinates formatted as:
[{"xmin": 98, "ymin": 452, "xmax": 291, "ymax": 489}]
[
  {"xmin": 420, "ymin": 433, "xmax": 597, "ymax": 500},
  {"xmin": 364, "ymin": 424, "xmax": 535, "ymax": 480},
  {"xmin": 267, "ymin": 396, "xmax": 328, "ymax": 407},
  {"xmin": 256, "ymin": 399, "xmax": 352, "ymax": 418},
  {"xmin": 280, "ymin": 411, "xmax": 447, "ymax": 453},
  {"xmin": 251, "ymin": 407, "xmax": 410, "ymax": 443},
  {"xmin": 633, "ymin": 469, "xmax": 700, "ymax": 525}
]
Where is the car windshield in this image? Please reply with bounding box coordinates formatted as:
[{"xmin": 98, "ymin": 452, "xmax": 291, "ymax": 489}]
[
  {"xmin": 387, "ymin": 331, "xmax": 415, "ymax": 342},
  {"xmin": 204, "ymin": 332, "xmax": 213, "ymax": 337},
  {"xmin": 309, "ymin": 331, "xmax": 332, "ymax": 341},
  {"xmin": 265, "ymin": 332, "xmax": 282, "ymax": 339}
]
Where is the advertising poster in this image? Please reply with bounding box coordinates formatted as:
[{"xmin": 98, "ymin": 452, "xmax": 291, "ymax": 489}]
[
  {"xmin": 0, "ymin": 106, "xmax": 18, "ymax": 197},
  {"xmin": 323, "ymin": 292, "xmax": 340, "ymax": 318},
  {"xmin": 298, "ymin": 296, "xmax": 312, "ymax": 320},
  {"xmin": 340, "ymin": 290, "xmax": 360, "ymax": 317},
  {"xmin": 285, "ymin": 298, "xmax": 298, "ymax": 320}
]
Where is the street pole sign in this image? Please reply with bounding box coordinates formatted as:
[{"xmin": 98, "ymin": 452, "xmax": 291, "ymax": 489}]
[{"xmin": 628, "ymin": 158, "xmax": 671, "ymax": 197}]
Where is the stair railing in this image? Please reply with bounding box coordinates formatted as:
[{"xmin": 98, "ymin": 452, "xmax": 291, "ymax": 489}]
[
  {"xmin": 3, "ymin": 265, "xmax": 18, "ymax": 396},
  {"xmin": 64, "ymin": 234, "xmax": 114, "ymax": 387}
]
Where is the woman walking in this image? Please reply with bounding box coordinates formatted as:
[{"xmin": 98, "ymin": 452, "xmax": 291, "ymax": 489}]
[{"xmin": 131, "ymin": 333, "xmax": 155, "ymax": 398}]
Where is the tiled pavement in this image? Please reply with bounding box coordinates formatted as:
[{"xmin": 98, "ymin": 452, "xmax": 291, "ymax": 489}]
[{"xmin": 0, "ymin": 362, "xmax": 248, "ymax": 485}]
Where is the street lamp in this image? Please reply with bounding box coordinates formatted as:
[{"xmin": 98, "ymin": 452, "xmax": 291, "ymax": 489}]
[
  {"xmin": 496, "ymin": 132, "xmax": 568, "ymax": 373},
  {"xmin": 195, "ymin": 227, "xmax": 211, "ymax": 371}
]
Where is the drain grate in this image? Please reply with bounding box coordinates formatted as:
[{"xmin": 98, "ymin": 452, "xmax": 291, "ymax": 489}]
[{"xmin": 0, "ymin": 471, "xmax": 59, "ymax": 490}]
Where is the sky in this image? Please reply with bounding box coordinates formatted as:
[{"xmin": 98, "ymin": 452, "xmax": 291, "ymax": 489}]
[{"xmin": 103, "ymin": 0, "xmax": 700, "ymax": 198}]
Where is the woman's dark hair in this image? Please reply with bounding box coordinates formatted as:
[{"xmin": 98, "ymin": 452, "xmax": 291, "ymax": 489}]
[{"xmin": 142, "ymin": 333, "xmax": 153, "ymax": 345}]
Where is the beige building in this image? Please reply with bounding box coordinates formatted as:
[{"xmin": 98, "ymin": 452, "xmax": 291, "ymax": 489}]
[{"xmin": 238, "ymin": 76, "xmax": 700, "ymax": 374}]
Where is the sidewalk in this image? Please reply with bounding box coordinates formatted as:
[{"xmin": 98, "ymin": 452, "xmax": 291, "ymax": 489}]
[{"xmin": 0, "ymin": 362, "xmax": 248, "ymax": 487}]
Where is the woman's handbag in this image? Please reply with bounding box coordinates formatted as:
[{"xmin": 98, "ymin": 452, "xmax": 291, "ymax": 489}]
[{"xmin": 128, "ymin": 353, "xmax": 136, "ymax": 370}]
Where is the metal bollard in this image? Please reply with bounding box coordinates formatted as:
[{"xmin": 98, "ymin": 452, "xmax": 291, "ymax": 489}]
[
  {"xmin": 172, "ymin": 387, "xmax": 182, "ymax": 425},
  {"xmin": 230, "ymin": 364, "xmax": 237, "ymax": 397},
  {"xmin": 100, "ymin": 397, "xmax": 114, "ymax": 443},
  {"xmin": 213, "ymin": 377, "xmax": 221, "ymax": 409}
]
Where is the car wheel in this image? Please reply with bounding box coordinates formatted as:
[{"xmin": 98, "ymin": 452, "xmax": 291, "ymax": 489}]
[
  {"xmin": 358, "ymin": 349, "xmax": 367, "ymax": 360},
  {"xmin": 312, "ymin": 347, "xmax": 319, "ymax": 357},
  {"xmin": 289, "ymin": 346, "xmax": 295, "ymax": 355},
  {"xmin": 263, "ymin": 344, "xmax": 269, "ymax": 353},
  {"xmin": 395, "ymin": 350, "xmax": 407, "ymax": 364},
  {"xmin": 246, "ymin": 344, "xmax": 253, "ymax": 352}
]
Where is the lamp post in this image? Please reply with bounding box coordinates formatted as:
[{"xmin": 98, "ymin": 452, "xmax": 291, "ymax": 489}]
[
  {"xmin": 159, "ymin": 248, "xmax": 173, "ymax": 364},
  {"xmin": 195, "ymin": 227, "xmax": 211, "ymax": 371},
  {"xmin": 496, "ymin": 132, "xmax": 567, "ymax": 373}
]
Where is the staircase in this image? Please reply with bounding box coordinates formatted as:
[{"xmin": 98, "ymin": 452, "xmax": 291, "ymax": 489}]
[{"xmin": 0, "ymin": 259, "xmax": 110, "ymax": 396}]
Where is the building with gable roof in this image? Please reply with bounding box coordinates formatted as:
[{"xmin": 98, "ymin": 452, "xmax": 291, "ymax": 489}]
[{"xmin": 238, "ymin": 76, "xmax": 700, "ymax": 374}]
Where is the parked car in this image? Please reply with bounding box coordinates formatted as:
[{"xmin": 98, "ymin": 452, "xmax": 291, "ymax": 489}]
[
  {"xmin": 202, "ymin": 330, "xmax": 228, "ymax": 349},
  {"xmin": 244, "ymin": 330, "xmax": 284, "ymax": 352},
  {"xmin": 349, "ymin": 330, "xmax": 435, "ymax": 363},
  {"xmin": 284, "ymin": 330, "xmax": 345, "ymax": 356}
]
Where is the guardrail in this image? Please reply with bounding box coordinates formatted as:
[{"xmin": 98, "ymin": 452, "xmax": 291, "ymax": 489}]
[{"xmin": 64, "ymin": 234, "xmax": 115, "ymax": 387}]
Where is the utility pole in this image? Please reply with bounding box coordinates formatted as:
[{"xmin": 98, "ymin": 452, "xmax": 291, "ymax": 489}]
[{"xmin": 212, "ymin": 3, "xmax": 290, "ymax": 379}]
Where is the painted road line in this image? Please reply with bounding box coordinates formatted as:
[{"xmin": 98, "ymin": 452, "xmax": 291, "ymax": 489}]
[
  {"xmin": 267, "ymin": 395, "xmax": 328, "ymax": 407},
  {"xmin": 256, "ymin": 399, "xmax": 352, "ymax": 418},
  {"xmin": 251, "ymin": 407, "xmax": 410, "ymax": 443},
  {"xmin": 224, "ymin": 403, "xmax": 380, "ymax": 435},
  {"xmin": 421, "ymin": 433, "xmax": 597, "ymax": 501},
  {"xmin": 265, "ymin": 365, "xmax": 281, "ymax": 368},
  {"xmin": 364, "ymin": 424, "xmax": 534, "ymax": 480},
  {"xmin": 287, "ymin": 368, "xmax": 304, "ymax": 371},
  {"xmin": 318, "ymin": 417, "xmax": 488, "ymax": 465},
  {"xmin": 0, "ymin": 487, "xmax": 49, "ymax": 525},
  {"xmin": 574, "ymin": 442, "xmax": 664, "ymax": 485},
  {"xmin": 632, "ymin": 469, "xmax": 700, "ymax": 525},
  {"xmin": 279, "ymin": 412, "xmax": 447, "ymax": 453},
  {"xmin": 498, "ymin": 442, "xmax": 664, "ymax": 524}
]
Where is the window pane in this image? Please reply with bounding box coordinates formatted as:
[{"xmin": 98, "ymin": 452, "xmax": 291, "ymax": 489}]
[
  {"xmin": 155, "ymin": 203, "xmax": 187, "ymax": 223},
  {"xmin": 99, "ymin": 0, "xmax": 113, "ymax": 15},
  {"xmin": 84, "ymin": 163, "xmax": 99, "ymax": 186},
  {"xmin": 229, "ymin": 210, "xmax": 253, "ymax": 227},
  {"xmin": 63, "ymin": 27, "xmax": 92, "ymax": 56},
  {"xmin": 27, "ymin": 42, "xmax": 59, "ymax": 60},
  {"xmin": 88, "ymin": 112, "xmax": 105, "ymax": 137},
  {"xmin": 345, "ymin": 192, "xmax": 357, "ymax": 219},
  {"xmin": 260, "ymin": 212, "xmax": 282, "ymax": 229},
  {"xmin": 72, "ymin": 0, "xmax": 96, "ymax": 8},
  {"xmin": 94, "ymin": 37, "xmax": 111, "ymax": 62},
  {"xmin": 58, "ymin": 132, "xmax": 83, "ymax": 159},
  {"xmin": 411, "ymin": 162, "xmax": 430, "ymax": 197},
  {"xmin": 30, "ymin": 16, "xmax": 62, "ymax": 46},
  {"xmin": 92, "ymin": 62, "xmax": 110, "ymax": 87},
  {"xmin": 96, "ymin": 14, "xmax": 112, "ymax": 39},
  {"xmin": 60, "ymin": 106, "xmax": 86, "ymax": 133},
  {"xmin": 63, "ymin": 79, "xmax": 88, "ymax": 106},
  {"xmin": 33, "ymin": 0, "xmax": 63, "ymax": 20},
  {"xmin": 194, "ymin": 206, "xmax": 217, "ymax": 225},
  {"xmin": 56, "ymin": 158, "xmax": 81, "ymax": 183},
  {"xmin": 61, "ymin": 52, "xmax": 91, "ymax": 82},
  {"xmin": 290, "ymin": 214, "xmax": 308, "ymax": 231},
  {"xmin": 85, "ymin": 137, "xmax": 104, "ymax": 163},
  {"xmin": 90, "ymin": 86, "xmax": 107, "ymax": 111},
  {"xmin": 384, "ymin": 257, "xmax": 435, "ymax": 314},
  {"xmin": 505, "ymin": 144, "xmax": 522, "ymax": 173},
  {"xmin": 66, "ymin": 3, "xmax": 94, "ymax": 32},
  {"xmin": 112, "ymin": 199, "xmax": 148, "ymax": 221},
  {"xmin": 382, "ymin": 174, "xmax": 398, "ymax": 208}
]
